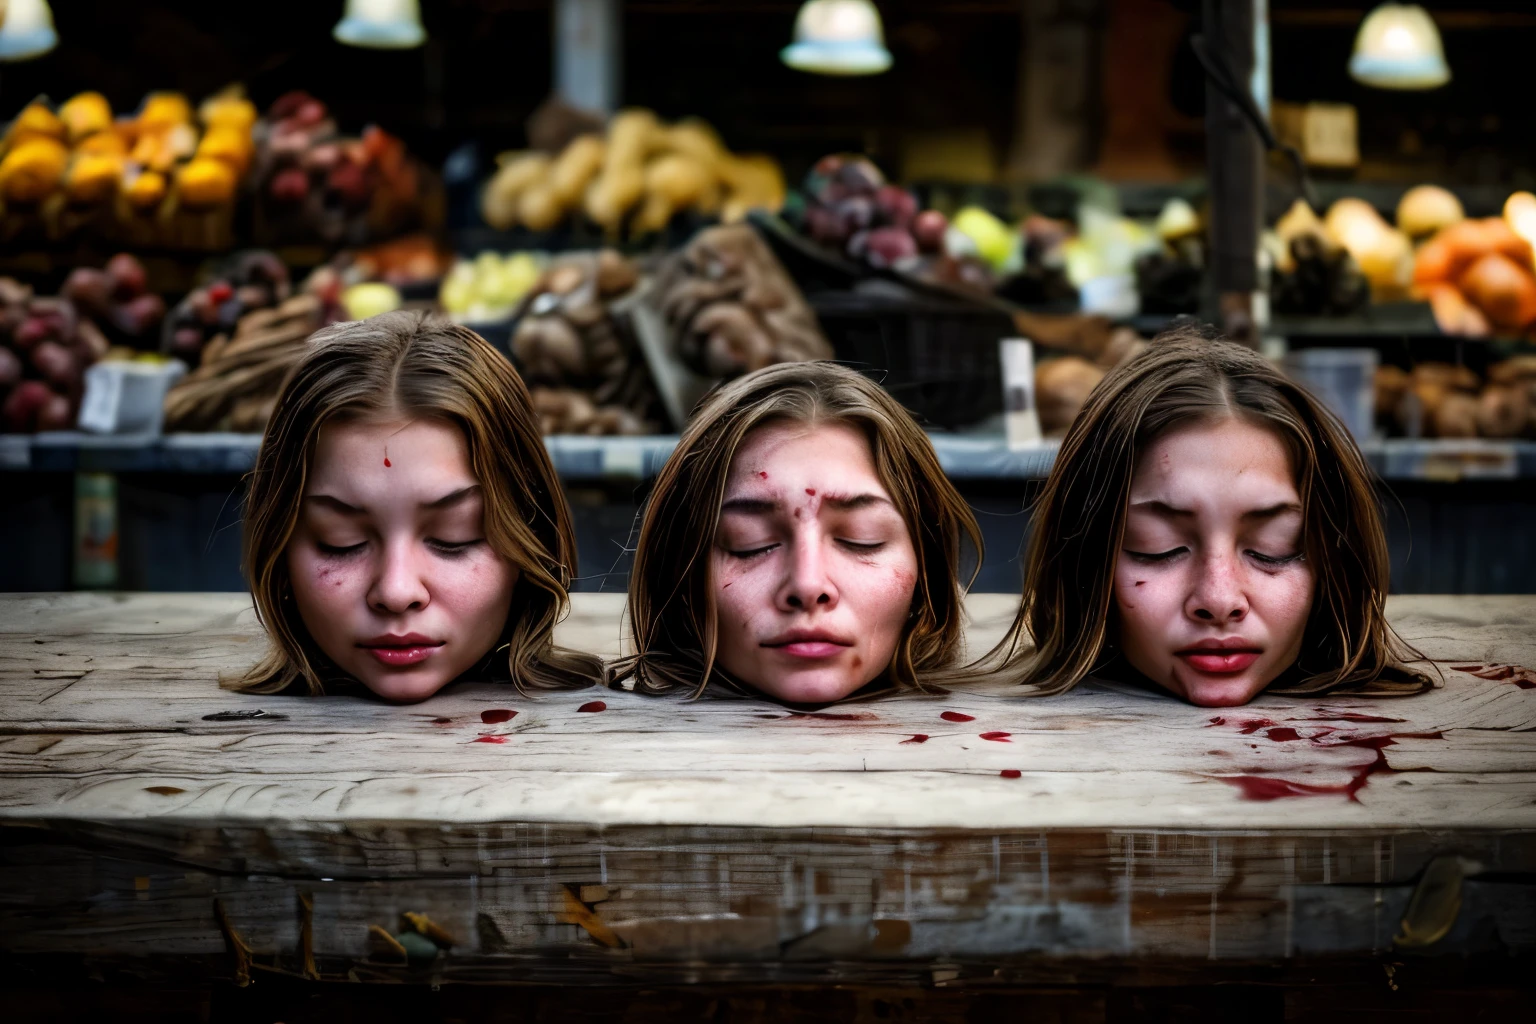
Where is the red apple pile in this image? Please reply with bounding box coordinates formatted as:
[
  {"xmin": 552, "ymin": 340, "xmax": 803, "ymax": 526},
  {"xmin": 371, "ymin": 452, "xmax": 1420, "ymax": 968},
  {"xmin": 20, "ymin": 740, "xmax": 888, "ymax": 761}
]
[{"xmin": 798, "ymin": 154, "xmax": 949, "ymax": 271}]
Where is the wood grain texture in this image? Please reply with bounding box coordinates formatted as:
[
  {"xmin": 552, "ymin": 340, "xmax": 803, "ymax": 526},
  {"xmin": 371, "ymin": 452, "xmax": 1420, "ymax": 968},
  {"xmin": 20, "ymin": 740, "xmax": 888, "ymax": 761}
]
[{"xmin": 1, "ymin": 592, "xmax": 1534, "ymax": 976}]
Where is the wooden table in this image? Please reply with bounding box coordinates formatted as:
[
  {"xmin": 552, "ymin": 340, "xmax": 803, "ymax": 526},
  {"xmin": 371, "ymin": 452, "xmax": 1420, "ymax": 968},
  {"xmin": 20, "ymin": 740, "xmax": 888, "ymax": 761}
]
[{"xmin": 2, "ymin": 592, "xmax": 1534, "ymax": 997}]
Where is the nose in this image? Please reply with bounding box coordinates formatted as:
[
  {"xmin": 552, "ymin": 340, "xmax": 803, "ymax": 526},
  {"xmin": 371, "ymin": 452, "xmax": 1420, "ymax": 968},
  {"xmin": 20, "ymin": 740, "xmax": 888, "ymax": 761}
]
[
  {"xmin": 1185, "ymin": 552, "xmax": 1248, "ymax": 625},
  {"xmin": 367, "ymin": 540, "xmax": 431, "ymax": 615},
  {"xmin": 775, "ymin": 532, "xmax": 839, "ymax": 613}
]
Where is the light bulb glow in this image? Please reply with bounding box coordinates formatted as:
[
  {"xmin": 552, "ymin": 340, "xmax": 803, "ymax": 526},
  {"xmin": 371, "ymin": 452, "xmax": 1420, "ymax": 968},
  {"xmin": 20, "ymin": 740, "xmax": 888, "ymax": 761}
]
[
  {"xmin": 334, "ymin": 0, "xmax": 426, "ymax": 50},
  {"xmin": 781, "ymin": 0, "xmax": 892, "ymax": 76},
  {"xmin": 0, "ymin": 0, "xmax": 59, "ymax": 62},
  {"xmin": 1349, "ymin": 3, "xmax": 1449, "ymax": 90}
]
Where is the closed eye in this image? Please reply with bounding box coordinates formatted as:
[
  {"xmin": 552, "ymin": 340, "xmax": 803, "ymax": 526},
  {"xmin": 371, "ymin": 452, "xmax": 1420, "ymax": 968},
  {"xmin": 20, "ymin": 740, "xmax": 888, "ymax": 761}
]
[
  {"xmin": 428, "ymin": 538, "xmax": 483, "ymax": 557},
  {"xmin": 316, "ymin": 541, "xmax": 365, "ymax": 557},
  {"xmin": 838, "ymin": 540, "xmax": 886, "ymax": 553},
  {"xmin": 1123, "ymin": 547, "xmax": 1187, "ymax": 563},
  {"xmin": 726, "ymin": 543, "xmax": 778, "ymax": 559},
  {"xmin": 1247, "ymin": 549, "xmax": 1303, "ymax": 567}
]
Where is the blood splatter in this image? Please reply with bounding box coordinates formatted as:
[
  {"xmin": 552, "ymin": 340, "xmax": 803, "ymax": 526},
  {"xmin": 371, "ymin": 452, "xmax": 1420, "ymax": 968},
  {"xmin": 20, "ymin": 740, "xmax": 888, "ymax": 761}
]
[
  {"xmin": 806, "ymin": 488, "xmax": 816, "ymax": 495},
  {"xmin": 940, "ymin": 711, "xmax": 975, "ymax": 723},
  {"xmin": 980, "ymin": 731, "xmax": 1011, "ymax": 742},
  {"xmin": 481, "ymin": 709, "xmax": 516, "ymax": 724},
  {"xmin": 1298, "ymin": 712, "xmax": 1404, "ymax": 724},
  {"xmin": 758, "ymin": 471, "xmax": 768, "ymax": 479},
  {"xmin": 901, "ymin": 734, "xmax": 929, "ymax": 744},
  {"xmin": 1207, "ymin": 716, "xmax": 1280, "ymax": 735},
  {"xmin": 145, "ymin": 786, "xmax": 185, "ymax": 795},
  {"xmin": 1265, "ymin": 727, "xmax": 1300, "ymax": 742},
  {"xmin": 578, "ymin": 701, "xmax": 607, "ymax": 713},
  {"xmin": 783, "ymin": 711, "xmax": 877, "ymax": 721},
  {"xmin": 1218, "ymin": 731, "xmax": 1443, "ymax": 802},
  {"xmin": 383, "ymin": 458, "xmax": 391, "ymax": 467},
  {"xmin": 1457, "ymin": 663, "xmax": 1536, "ymax": 689},
  {"xmin": 473, "ymin": 735, "xmax": 507, "ymax": 744},
  {"xmin": 1000, "ymin": 770, "xmax": 1022, "ymax": 779}
]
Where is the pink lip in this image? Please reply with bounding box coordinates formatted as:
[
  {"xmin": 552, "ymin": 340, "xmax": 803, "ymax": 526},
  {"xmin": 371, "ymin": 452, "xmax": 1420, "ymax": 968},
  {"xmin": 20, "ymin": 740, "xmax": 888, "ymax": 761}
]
[
  {"xmin": 1176, "ymin": 639, "xmax": 1261, "ymax": 675},
  {"xmin": 763, "ymin": 630, "xmax": 853, "ymax": 660},
  {"xmin": 360, "ymin": 633, "xmax": 445, "ymax": 667}
]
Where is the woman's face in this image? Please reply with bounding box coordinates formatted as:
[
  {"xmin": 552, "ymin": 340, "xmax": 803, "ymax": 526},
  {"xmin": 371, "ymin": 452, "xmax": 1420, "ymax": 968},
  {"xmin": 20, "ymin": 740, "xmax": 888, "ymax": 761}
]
[
  {"xmin": 711, "ymin": 420, "xmax": 919, "ymax": 704},
  {"xmin": 285, "ymin": 416, "xmax": 518, "ymax": 702},
  {"xmin": 1113, "ymin": 416, "xmax": 1315, "ymax": 707}
]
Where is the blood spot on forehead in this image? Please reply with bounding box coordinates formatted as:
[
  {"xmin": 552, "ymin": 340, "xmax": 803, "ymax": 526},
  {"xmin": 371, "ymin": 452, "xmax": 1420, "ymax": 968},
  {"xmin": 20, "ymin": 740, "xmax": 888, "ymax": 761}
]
[
  {"xmin": 384, "ymin": 458, "xmax": 391, "ymax": 467},
  {"xmin": 806, "ymin": 488, "xmax": 816, "ymax": 495},
  {"xmin": 759, "ymin": 471, "xmax": 768, "ymax": 479}
]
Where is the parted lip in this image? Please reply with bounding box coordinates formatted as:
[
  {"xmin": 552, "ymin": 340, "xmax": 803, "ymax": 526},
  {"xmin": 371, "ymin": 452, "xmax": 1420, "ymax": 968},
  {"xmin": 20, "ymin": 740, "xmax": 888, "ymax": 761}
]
[
  {"xmin": 1176, "ymin": 637, "xmax": 1260, "ymax": 654},
  {"xmin": 359, "ymin": 633, "xmax": 443, "ymax": 648},
  {"xmin": 761, "ymin": 628, "xmax": 854, "ymax": 648}
]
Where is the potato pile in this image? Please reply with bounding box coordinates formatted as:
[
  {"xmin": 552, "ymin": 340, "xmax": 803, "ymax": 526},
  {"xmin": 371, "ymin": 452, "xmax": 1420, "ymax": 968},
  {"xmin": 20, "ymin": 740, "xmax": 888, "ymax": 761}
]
[
  {"xmin": 511, "ymin": 250, "xmax": 661, "ymax": 435},
  {"xmin": 1375, "ymin": 357, "xmax": 1536, "ymax": 438},
  {"xmin": 0, "ymin": 87, "xmax": 256, "ymax": 221},
  {"xmin": 653, "ymin": 223, "xmax": 830, "ymax": 379},
  {"xmin": 482, "ymin": 109, "xmax": 784, "ymax": 238}
]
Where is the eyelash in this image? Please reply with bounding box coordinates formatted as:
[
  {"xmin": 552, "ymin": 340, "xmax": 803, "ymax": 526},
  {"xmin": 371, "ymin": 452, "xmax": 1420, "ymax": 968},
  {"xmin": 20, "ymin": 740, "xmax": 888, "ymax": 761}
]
[
  {"xmin": 725, "ymin": 540, "xmax": 886, "ymax": 559},
  {"xmin": 1123, "ymin": 547, "xmax": 1304, "ymax": 567},
  {"xmin": 315, "ymin": 539, "xmax": 481, "ymax": 558}
]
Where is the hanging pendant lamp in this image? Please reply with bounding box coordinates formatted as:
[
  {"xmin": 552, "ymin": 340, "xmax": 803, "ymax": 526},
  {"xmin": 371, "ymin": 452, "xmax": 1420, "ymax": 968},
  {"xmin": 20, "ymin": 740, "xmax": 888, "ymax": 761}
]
[
  {"xmin": 333, "ymin": 0, "xmax": 426, "ymax": 50},
  {"xmin": 1349, "ymin": 3, "xmax": 1450, "ymax": 90},
  {"xmin": 781, "ymin": 0, "xmax": 893, "ymax": 76},
  {"xmin": 0, "ymin": 0, "xmax": 59, "ymax": 62}
]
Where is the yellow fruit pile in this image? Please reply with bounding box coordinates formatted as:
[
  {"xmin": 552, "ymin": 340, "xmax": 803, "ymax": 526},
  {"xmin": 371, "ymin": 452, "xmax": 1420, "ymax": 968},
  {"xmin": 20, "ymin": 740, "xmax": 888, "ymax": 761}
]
[
  {"xmin": 482, "ymin": 109, "xmax": 785, "ymax": 237},
  {"xmin": 0, "ymin": 87, "xmax": 256, "ymax": 214}
]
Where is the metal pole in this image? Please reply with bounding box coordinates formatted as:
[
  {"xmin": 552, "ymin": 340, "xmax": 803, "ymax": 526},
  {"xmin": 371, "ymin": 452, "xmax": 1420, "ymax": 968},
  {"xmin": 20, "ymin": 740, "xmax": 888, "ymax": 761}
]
[
  {"xmin": 1203, "ymin": 0, "xmax": 1264, "ymax": 346},
  {"xmin": 555, "ymin": 0, "xmax": 622, "ymax": 115}
]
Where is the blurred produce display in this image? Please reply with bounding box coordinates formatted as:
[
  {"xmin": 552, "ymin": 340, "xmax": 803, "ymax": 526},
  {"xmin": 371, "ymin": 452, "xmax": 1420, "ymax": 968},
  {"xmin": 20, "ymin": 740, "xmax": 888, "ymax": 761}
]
[
  {"xmin": 1411, "ymin": 192, "xmax": 1536, "ymax": 338},
  {"xmin": 162, "ymin": 250, "xmax": 290, "ymax": 366},
  {"xmin": 654, "ymin": 223, "xmax": 830, "ymax": 379},
  {"xmin": 1268, "ymin": 200, "xmax": 1371, "ymax": 317},
  {"xmin": 0, "ymin": 87, "xmax": 255, "ymax": 249},
  {"xmin": 1375, "ymin": 357, "xmax": 1536, "ymax": 439},
  {"xmin": 0, "ymin": 253, "xmax": 171, "ymax": 433},
  {"xmin": 512, "ymin": 250, "xmax": 661, "ymax": 434},
  {"xmin": 440, "ymin": 251, "xmax": 545, "ymax": 323},
  {"xmin": 162, "ymin": 282, "xmax": 340, "ymax": 433},
  {"xmin": 252, "ymin": 92, "xmax": 441, "ymax": 248},
  {"xmin": 481, "ymin": 109, "xmax": 784, "ymax": 239}
]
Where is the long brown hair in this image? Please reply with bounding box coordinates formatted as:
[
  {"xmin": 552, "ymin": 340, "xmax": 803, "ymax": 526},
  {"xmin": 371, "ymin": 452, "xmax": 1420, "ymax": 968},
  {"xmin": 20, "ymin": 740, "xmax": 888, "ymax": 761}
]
[
  {"xmin": 612, "ymin": 361, "xmax": 984, "ymax": 698},
  {"xmin": 984, "ymin": 327, "xmax": 1432, "ymax": 697},
  {"xmin": 234, "ymin": 310, "xmax": 601, "ymax": 695}
]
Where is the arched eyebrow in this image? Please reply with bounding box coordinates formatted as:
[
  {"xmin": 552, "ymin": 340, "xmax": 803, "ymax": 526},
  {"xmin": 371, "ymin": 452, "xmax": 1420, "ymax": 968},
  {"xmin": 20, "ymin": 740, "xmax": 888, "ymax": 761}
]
[
  {"xmin": 304, "ymin": 484, "xmax": 480, "ymax": 515},
  {"xmin": 822, "ymin": 493, "xmax": 893, "ymax": 511},
  {"xmin": 719, "ymin": 493, "xmax": 892, "ymax": 515}
]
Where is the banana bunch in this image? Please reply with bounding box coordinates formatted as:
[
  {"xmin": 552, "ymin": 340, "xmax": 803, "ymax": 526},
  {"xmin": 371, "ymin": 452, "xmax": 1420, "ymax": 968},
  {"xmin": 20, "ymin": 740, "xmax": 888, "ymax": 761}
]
[{"xmin": 482, "ymin": 109, "xmax": 784, "ymax": 238}]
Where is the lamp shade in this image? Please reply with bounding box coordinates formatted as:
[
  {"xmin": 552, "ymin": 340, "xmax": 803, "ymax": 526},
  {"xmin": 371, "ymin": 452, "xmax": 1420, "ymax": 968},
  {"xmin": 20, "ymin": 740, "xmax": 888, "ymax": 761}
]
[
  {"xmin": 781, "ymin": 0, "xmax": 892, "ymax": 76},
  {"xmin": 333, "ymin": 0, "xmax": 425, "ymax": 50},
  {"xmin": 1349, "ymin": 3, "xmax": 1449, "ymax": 90},
  {"xmin": 0, "ymin": 0, "xmax": 59, "ymax": 62}
]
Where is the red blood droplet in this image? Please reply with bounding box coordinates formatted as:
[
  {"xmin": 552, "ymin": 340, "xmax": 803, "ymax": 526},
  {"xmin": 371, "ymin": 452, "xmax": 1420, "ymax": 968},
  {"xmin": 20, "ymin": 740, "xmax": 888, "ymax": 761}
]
[
  {"xmin": 1000, "ymin": 769, "xmax": 1021, "ymax": 779},
  {"xmin": 473, "ymin": 735, "xmax": 507, "ymax": 744},
  {"xmin": 806, "ymin": 488, "xmax": 816, "ymax": 495},
  {"xmin": 578, "ymin": 701, "xmax": 607, "ymax": 713},
  {"xmin": 980, "ymin": 731, "xmax": 1011, "ymax": 742},
  {"xmin": 940, "ymin": 711, "xmax": 974, "ymax": 723},
  {"xmin": 1265, "ymin": 727, "xmax": 1300, "ymax": 742},
  {"xmin": 1134, "ymin": 580, "xmax": 1145, "ymax": 587},
  {"xmin": 758, "ymin": 471, "xmax": 768, "ymax": 478},
  {"xmin": 481, "ymin": 709, "xmax": 516, "ymax": 724},
  {"xmin": 383, "ymin": 458, "xmax": 391, "ymax": 467},
  {"xmin": 901, "ymin": 734, "xmax": 929, "ymax": 744}
]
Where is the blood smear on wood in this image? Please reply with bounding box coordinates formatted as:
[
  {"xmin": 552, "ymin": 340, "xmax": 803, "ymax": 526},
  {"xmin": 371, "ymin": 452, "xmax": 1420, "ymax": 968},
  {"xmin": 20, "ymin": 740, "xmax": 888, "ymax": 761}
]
[
  {"xmin": 901, "ymin": 734, "xmax": 929, "ymax": 744},
  {"xmin": 578, "ymin": 701, "xmax": 607, "ymax": 713},
  {"xmin": 1000, "ymin": 770, "xmax": 1021, "ymax": 779},
  {"xmin": 980, "ymin": 731, "xmax": 1011, "ymax": 742},
  {"xmin": 481, "ymin": 709, "xmax": 516, "ymax": 724},
  {"xmin": 940, "ymin": 711, "xmax": 974, "ymax": 722},
  {"xmin": 1265, "ymin": 727, "xmax": 1300, "ymax": 742},
  {"xmin": 473, "ymin": 735, "xmax": 507, "ymax": 744}
]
